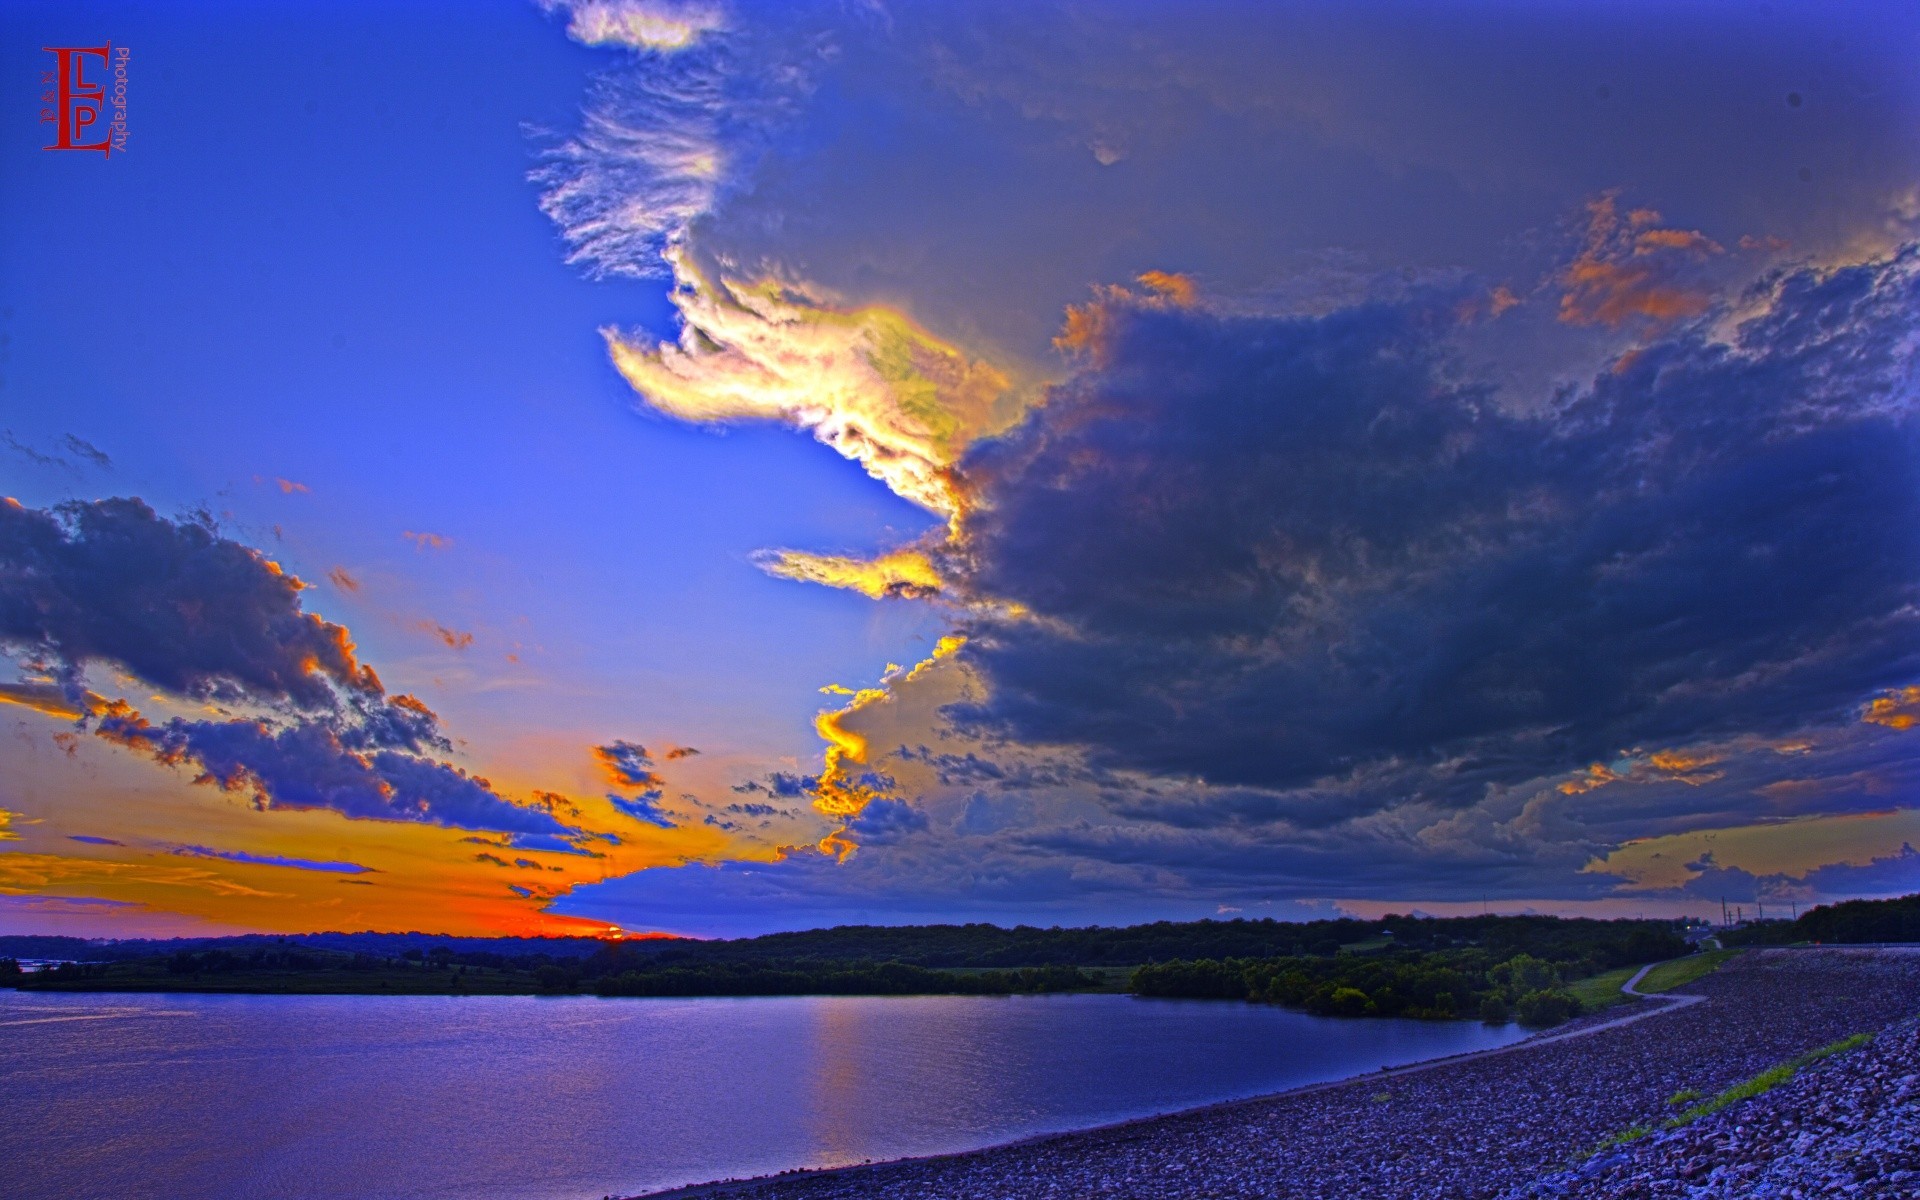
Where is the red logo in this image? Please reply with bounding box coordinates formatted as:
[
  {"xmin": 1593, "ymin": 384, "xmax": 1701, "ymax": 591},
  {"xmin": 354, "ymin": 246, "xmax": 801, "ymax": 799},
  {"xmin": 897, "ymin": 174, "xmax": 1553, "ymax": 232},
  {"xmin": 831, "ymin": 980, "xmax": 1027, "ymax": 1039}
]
[{"xmin": 42, "ymin": 44, "xmax": 128, "ymax": 156}]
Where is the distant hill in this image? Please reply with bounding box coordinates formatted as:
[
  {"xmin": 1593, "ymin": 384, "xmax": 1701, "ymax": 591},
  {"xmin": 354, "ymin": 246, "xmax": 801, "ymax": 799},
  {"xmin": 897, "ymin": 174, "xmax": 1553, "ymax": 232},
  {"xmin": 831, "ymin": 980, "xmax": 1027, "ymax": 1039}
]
[{"xmin": 3, "ymin": 912, "xmax": 1684, "ymax": 970}]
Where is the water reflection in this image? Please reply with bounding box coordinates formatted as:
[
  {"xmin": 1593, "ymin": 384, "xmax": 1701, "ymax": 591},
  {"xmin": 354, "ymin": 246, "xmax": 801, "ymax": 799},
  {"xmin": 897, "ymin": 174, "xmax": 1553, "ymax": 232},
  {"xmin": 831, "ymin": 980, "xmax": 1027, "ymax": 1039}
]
[{"xmin": 1, "ymin": 990, "xmax": 1529, "ymax": 1200}]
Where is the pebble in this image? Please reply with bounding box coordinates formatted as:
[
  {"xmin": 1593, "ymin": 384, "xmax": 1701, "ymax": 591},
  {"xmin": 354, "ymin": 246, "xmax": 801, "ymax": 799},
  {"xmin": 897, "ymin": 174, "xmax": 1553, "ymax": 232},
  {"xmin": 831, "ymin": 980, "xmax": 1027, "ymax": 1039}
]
[{"xmin": 627, "ymin": 950, "xmax": 1920, "ymax": 1200}]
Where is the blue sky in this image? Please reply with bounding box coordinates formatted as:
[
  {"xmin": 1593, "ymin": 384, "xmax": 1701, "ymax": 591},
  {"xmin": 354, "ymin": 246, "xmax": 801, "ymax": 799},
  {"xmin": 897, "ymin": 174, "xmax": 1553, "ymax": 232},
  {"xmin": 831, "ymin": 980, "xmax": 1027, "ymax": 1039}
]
[{"xmin": 1, "ymin": 0, "xmax": 1917, "ymax": 937}]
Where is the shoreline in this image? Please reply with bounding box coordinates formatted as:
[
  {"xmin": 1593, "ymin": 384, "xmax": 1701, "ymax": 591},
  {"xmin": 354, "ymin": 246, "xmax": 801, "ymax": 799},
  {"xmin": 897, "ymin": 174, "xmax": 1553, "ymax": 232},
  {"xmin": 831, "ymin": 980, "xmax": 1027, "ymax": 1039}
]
[
  {"xmin": 620, "ymin": 949, "xmax": 1920, "ymax": 1200},
  {"xmin": 628, "ymin": 967, "xmax": 1702, "ymax": 1199}
]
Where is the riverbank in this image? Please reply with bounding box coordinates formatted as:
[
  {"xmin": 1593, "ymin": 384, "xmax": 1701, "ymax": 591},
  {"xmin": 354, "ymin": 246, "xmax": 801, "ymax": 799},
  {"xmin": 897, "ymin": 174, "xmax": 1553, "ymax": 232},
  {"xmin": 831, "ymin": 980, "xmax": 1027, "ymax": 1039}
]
[{"xmin": 628, "ymin": 950, "xmax": 1920, "ymax": 1200}]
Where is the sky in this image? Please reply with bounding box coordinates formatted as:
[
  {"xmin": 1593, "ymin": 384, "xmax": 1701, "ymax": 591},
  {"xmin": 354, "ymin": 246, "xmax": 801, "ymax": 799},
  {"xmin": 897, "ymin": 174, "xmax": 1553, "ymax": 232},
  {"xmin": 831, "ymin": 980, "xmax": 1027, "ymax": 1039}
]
[{"xmin": 1, "ymin": 0, "xmax": 1917, "ymax": 939}]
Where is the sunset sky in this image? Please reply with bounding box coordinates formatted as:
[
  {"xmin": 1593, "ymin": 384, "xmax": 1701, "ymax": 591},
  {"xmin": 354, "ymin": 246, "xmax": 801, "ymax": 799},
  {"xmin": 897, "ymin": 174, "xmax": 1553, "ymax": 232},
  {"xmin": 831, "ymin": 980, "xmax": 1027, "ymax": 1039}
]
[{"xmin": 2, "ymin": 0, "xmax": 1917, "ymax": 939}]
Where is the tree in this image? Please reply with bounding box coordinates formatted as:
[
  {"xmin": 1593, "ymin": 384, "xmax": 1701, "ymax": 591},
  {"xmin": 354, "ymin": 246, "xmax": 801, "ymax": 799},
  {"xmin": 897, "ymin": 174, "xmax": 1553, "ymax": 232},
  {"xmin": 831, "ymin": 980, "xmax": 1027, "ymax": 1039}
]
[
  {"xmin": 1489, "ymin": 954, "xmax": 1559, "ymax": 1000},
  {"xmin": 1514, "ymin": 989, "xmax": 1578, "ymax": 1027},
  {"xmin": 1479, "ymin": 995, "xmax": 1510, "ymax": 1024}
]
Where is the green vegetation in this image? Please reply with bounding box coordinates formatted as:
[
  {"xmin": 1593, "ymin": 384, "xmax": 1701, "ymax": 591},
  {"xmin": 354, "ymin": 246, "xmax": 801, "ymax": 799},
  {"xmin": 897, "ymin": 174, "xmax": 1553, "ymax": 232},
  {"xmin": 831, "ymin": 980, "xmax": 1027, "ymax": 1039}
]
[
  {"xmin": 6, "ymin": 913, "xmax": 1693, "ymax": 1013},
  {"xmin": 1720, "ymin": 891, "xmax": 1920, "ymax": 946},
  {"xmin": 1128, "ymin": 929, "xmax": 1691, "ymax": 1027},
  {"xmin": 1637, "ymin": 948, "xmax": 1738, "ymax": 993},
  {"xmin": 1664, "ymin": 1033, "xmax": 1873, "ymax": 1129},
  {"xmin": 1564, "ymin": 964, "xmax": 1641, "ymax": 1013},
  {"xmin": 1593, "ymin": 1123, "xmax": 1655, "ymax": 1152},
  {"xmin": 14, "ymin": 948, "xmax": 1100, "ymax": 999},
  {"xmin": 1584, "ymin": 1031, "xmax": 1875, "ymax": 1163}
]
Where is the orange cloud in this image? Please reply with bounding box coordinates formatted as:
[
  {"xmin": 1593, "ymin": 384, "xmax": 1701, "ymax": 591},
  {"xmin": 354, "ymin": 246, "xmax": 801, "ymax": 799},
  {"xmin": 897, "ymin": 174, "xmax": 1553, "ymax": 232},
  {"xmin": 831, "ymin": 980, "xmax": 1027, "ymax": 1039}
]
[
  {"xmin": 328, "ymin": 566, "xmax": 360, "ymax": 592},
  {"xmin": 1559, "ymin": 746, "xmax": 1726, "ymax": 794},
  {"xmin": 1864, "ymin": 685, "xmax": 1920, "ymax": 731},
  {"xmin": 419, "ymin": 621, "xmax": 475, "ymax": 651},
  {"xmin": 0, "ymin": 682, "xmax": 103, "ymax": 722},
  {"xmin": 276, "ymin": 478, "xmax": 310, "ymax": 495},
  {"xmin": 1558, "ymin": 193, "xmax": 1723, "ymax": 329},
  {"xmin": 808, "ymin": 635, "xmax": 967, "ymax": 857},
  {"xmin": 1057, "ymin": 272, "xmax": 1203, "ymax": 362},
  {"xmin": 1136, "ymin": 270, "xmax": 1199, "ymax": 307},
  {"xmin": 403, "ymin": 530, "xmax": 452, "ymax": 551},
  {"xmin": 756, "ymin": 546, "xmax": 944, "ymax": 599}
]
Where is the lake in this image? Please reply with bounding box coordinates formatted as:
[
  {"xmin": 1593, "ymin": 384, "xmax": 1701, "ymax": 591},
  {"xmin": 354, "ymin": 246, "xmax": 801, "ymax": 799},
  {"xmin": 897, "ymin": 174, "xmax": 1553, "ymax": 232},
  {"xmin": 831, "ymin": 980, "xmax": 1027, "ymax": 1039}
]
[{"xmin": 1, "ymin": 989, "xmax": 1529, "ymax": 1199}]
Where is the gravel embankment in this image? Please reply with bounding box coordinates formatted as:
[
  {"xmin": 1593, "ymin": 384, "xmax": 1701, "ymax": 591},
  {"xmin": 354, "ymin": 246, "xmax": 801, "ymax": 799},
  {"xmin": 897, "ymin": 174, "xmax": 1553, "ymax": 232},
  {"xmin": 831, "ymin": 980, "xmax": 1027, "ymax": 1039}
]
[
  {"xmin": 1509, "ymin": 1007, "xmax": 1920, "ymax": 1199},
  {"xmin": 633, "ymin": 950, "xmax": 1920, "ymax": 1200}
]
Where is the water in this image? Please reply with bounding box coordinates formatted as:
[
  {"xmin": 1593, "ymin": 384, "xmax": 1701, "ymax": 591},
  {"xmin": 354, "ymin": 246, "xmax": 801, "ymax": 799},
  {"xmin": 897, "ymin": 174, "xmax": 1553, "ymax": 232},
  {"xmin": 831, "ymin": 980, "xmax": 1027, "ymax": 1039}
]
[{"xmin": 1, "ymin": 989, "xmax": 1528, "ymax": 1199}]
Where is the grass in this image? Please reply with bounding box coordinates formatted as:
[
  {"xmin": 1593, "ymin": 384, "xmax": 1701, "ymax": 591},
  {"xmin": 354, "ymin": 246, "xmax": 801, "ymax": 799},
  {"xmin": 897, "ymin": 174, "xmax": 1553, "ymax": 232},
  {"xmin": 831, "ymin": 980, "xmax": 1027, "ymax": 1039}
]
[
  {"xmin": 1566, "ymin": 964, "xmax": 1642, "ymax": 1012},
  {"xmin": 1337, "ymin": 936, "xmax": 1395, "ymax": 955},
  {"xmin": 1664, "ymin": 1032, "xmax": 1874, "ymax": 1129},
  {"xmin": 1582, "ymin": 1031, "xmax": 1873, "ymax": 1162},
  {"xmin": 1636, "ymin": 948, "xmax": 1739, "ymax": 994}
]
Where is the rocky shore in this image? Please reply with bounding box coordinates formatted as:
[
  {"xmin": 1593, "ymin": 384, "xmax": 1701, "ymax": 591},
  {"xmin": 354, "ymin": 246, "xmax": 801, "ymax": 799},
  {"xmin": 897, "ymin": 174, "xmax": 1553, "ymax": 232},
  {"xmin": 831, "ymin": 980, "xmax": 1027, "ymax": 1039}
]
[
  {"xmin": 1511, "ymin": 1006, "xmax": 1920, "ymax": 1199},
  {"xmin": 634, "ymin": 950, "xmax": 1920, "ymax": 1200}
]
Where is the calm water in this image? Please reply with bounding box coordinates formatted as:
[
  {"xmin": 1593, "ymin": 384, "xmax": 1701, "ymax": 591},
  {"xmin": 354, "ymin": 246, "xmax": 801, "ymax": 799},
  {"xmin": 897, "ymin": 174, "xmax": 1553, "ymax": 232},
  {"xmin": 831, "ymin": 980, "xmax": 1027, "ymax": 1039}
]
[{"xmin": 2, "ymin": 989, "xmax": 1527, "ymax": 1200}]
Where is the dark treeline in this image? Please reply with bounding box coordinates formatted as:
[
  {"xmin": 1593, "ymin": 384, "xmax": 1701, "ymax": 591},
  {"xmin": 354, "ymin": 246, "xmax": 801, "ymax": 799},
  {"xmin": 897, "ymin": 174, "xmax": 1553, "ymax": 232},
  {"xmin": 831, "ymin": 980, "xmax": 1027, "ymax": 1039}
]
[
  {"xmin": 2, "ymin": 913, "xmax": 1687, "ymax": 971},
  {"xmin": 1721, "ymin": 892, "xmax": 1920, "ymax": 946},
  {"xmin": 575, "ymin": 913, "xmax": 1692, "ymax": 972},
  {"xmin": 9, "ymin": 914, "xmax": 1689, "ymax": 1016},
  {"xmin": 1130, "ymin": 921, "xmax": 1690, "ymax": 1027}
]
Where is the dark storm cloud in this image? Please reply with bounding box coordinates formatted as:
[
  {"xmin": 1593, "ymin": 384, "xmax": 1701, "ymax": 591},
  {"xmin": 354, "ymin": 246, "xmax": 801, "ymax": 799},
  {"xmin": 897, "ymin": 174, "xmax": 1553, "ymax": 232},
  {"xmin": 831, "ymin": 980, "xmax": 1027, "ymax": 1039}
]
[
  {"xmin": 168, "ymin": 844, "xmax": 375, "ymax": 875},
  {"xmin": 0, "ymin": 497, "xmax": 377, "ymax": 707},
  {"xmin": 949, "ymin": 247, "xmax": 1920, "ymax": 800},
  {"xmin": 594, "ymin": 739, "xmax": 664, "ymax": 789},
  {"xmin": 609, "ymin": 791, "xmax": 676, "ymax": 828},
  {"xmin": 0, "ymin": 496, "xmax": 582, "ymax": 840},
  {"xmin": 845, "ymin": 798, "xmax": 929, "ymax": 844},
  {"xmin": 94, "ymin": 706, "xmax": 572, "ymax": 837}
]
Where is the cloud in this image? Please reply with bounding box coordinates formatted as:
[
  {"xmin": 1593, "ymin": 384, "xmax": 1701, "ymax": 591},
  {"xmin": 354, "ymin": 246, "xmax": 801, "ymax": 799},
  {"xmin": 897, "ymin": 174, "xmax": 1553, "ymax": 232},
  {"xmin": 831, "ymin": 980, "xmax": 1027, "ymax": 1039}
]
[
  {"xmin": 595, "ymin": 739, "xmax": 664, "ymax": 789},
  {"xmin": 168, "ymin": 844, "xmax": 375, "ymax": 875},
  {"xmin": 0, "ymin": 681, "xmax": 97, "ymax": 721},
  {"xmin": 327, "ymin": 567, "xmax": 360, "ymax": 593},
  {"xmin": 1863, "ymin": 686, "xmax": 1920, "ymax": 731},
  {"xmin": 1558, "ymin": 193, "xmax": 1724, "ymax": 329},
  {"xmin": 609, "ymin": 791, "xmax": 676, "ymax": 828},
  {"xmin": 62, "ymin": 436, "xmax": 110, "ymax": 468},
  {"xmin": 755, "ymin": 546, "xmax": 944, "ymax": 599},
  {"xmin": 419, "ymin": 621, "xmax": 474, "ymax": 651},
  {"xmin": 0, "ymin": 496, "xmax": 595, "ymax": 842},
  {"xmin": 94, "ymin": 702, "xmax": 574, "ymax": 836},
  {"xmin": 0, "ymin": 497, "xmax": 378, "ymax": 708},
  {"xmin": 4, "ymin": 433, "xmax": 111, "ymax": 473},
  {"xmin": 945, "ymin": 246, "xmax": 1920, "ymax": 806},
  {"xmin": 402, "ymin": 530, "xmax": 452, "ymax": 551},
  {"xmin": 68, "ymin": 835, "xmax": 122, "ymax": 846},
  {"xmin": 543, "ymin": 0, "xmax": 725, "ymax": 52},
  {"xmin": 602, "ymin": 260, "xmax": 1031, "ymax": 516}
]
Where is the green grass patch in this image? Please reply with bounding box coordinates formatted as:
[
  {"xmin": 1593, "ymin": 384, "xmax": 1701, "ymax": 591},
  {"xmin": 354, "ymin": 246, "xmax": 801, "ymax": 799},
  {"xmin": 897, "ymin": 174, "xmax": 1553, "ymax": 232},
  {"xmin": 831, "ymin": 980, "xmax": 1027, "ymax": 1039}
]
[
  {"xmin": 1565, "ymin": 964, "xmax": 1641, "ymax": 1012},
  {"xmin": 1336, "ymin": 936, "xmax": 1395, "ymax": 955},
  {"xmin": 1666, "ymin": 1088, "xmax": 1703, "ymax": 1107},
  {"xmin": 1637, "ymin": 948, "xmax": 1739, "ymax": 994},
  {"xmin": 1665, "ymin": 1032, "xmax": 1873, "ymax": 1130}
]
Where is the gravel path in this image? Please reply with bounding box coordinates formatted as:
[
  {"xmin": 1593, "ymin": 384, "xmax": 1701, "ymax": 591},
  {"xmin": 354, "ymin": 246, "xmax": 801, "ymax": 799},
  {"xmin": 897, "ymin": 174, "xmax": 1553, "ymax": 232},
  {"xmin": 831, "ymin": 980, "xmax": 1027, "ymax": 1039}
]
[{"xmin": 629, "ymin": 950, "xmax": 1920, "ymax": 1200}]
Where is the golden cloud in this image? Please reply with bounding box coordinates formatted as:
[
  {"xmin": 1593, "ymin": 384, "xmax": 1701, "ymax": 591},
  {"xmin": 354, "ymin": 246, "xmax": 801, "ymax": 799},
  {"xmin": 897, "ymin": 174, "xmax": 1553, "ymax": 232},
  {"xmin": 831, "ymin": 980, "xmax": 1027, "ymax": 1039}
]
[{"xmin": 606, "ymin": 251, "xmax": 1033, "ymax": 517}]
